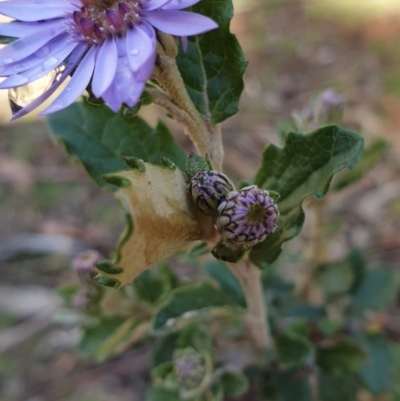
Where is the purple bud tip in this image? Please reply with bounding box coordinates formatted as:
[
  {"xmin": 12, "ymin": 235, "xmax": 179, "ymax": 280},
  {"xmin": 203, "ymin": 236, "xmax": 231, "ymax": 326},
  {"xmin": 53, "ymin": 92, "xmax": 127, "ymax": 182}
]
[
  {"xmin": 72, "ymin": 11, "xmax": 82, "ymax": 28},
  {"xmin": 105, "ymin": 10, "xmax": 123, "ymax": 30},
  {"xmin": 320, "ymin": 89, "xmax": 344, "ymax": 109},
  {"xmin": 118, "ymin": 2, "xmax": 130, "ymax": 17},
  {"xmin": 79, "ymin": 17, "xmax": 94, "ymax": 37},
  {"xmin": 72, "ymin": 249, "xmax": 103, "ymax": 280}
]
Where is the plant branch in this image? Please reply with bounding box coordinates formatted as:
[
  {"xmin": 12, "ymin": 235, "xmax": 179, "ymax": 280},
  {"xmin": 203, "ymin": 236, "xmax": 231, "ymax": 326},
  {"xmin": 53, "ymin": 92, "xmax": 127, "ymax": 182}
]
[
  {"xmin": 145, "ymin": 87, "xmax": 199, "ymax": 134},
  {"xmin": 297, "ymin": 199, "xmax": 326, "ymax": 302},
  {"xmin": 152, "ymin": 40, "xmax": 223, "ymax": 170},
  {"xmin": 227, "ymin": 259, "xmax": 272, "ymax": 351},
  {"xmin": 152, "ymin": 34, "xmax": 270, "ymax": 354}
]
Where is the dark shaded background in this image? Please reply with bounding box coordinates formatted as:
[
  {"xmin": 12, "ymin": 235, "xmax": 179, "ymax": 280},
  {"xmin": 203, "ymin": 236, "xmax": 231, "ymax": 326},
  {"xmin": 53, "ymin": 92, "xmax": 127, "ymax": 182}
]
[{"xmin": 1, "ymin": 0, "xmax": 400, "ymax": 400}]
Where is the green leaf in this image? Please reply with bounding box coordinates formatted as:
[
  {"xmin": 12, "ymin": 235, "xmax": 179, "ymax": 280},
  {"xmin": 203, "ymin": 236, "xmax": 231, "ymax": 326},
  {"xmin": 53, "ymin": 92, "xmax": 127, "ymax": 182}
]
[
  {"xmin": 334, "ymin": 139, "xmax": 390, "ymax": 191},
  {"xmin": 77, "ymin": 316, "xmax": 126, "ymax": 360},
  {"xmin": 56, "ymin": 283, "xmax": 80, "ymax": 304},
  {"xmin": 133, "ymin": 271, "xmax": 166, "ymax": 304},
  {"xmin": 221, "ymin": 371, "xmax": 249, "ymax": 398},
  {"xmin": 122, "ymin": 90, "xmax": 154, "ymax": 118},
  {"xmin": 316, "ymin": 260, "xmax": 354, "ymax": 296},
  {"xmin": 151, "ymin": 361, "xmax": 174, "ymax": 382},
  {"xmin": 284, "ymin": 303, "xmax": 325, "ymax": 322},
  {"xmin": 146, "ymin": 387, "xmax": 183, "ymax": 401},
  {"xmin": 152, "ymin": 334, "xmax": 180, "ymax": 368},
  {"xmin": 152, "ymin": 281, "xmax": 244, "ymax": 334},
  {"xmin": 317, "ymin": 338, "xmax": 366, "ymax": 375},
  {"xmin": 358, "ymin": 335, "xmax": 393, "ymax": 394},
  {"xmin": 250, "ymin": 126, "xmax": 363, "ymax": 267},
  {"xmin": 202, "ymin": 260, "xmax": 246, "ymax": 308},
  {"xmin": 347, "ymin": 248, "xmax": 367, "ymax": 294},
  {"xmin": 352, "ymin": 268, "xmax": 398, "ymax": 312},
  {"xmin": 317, "ymin": 319, "xmax": 343, "ymax": 336},
  {"xmin": 276, "ymin": 330, "xmax": 315, "ymax": 367},
  {"xmin": 93, "ymin": 317, "xmax": 139, "ymax": 362},
  {"xmin": 177, "ymin": 324, "xmax": 213, "ymax": 352},
  {"xmin": 176, "ymin": 0, "xmax": 247, "ymax": 124},
  {"xmin": 47, "ymin": 100, "xmax": 186, "ymax": 189},
  {"xmin": 211, "ymin": 242, "xmax": 247, "ymax": 263},
  {"xmin": 185, "ymin": 153, "xmax": 212, "ymax": 180},
  {"xmin": 275, "ymin": 368, "xmax": 314, "ymax": 401},
  {"xmin": 196, "ymin": 384, "xmax": 224, "ymax": 401},
  {"xmin": 133, "ymin": 264, "xmax": 180, "ymax": 305},
  {"xmin": 318, "ymin": 372, "xmax": 361, "ymax": 401},
  {"xmin": 392, "ymin": 345, "xmax": 400, "ymax": 397}
]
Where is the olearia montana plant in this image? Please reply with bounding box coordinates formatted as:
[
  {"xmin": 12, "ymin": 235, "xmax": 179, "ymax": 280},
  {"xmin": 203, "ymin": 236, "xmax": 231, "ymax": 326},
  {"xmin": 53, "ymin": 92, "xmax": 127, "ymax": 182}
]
[{"xmin": 1, "ymin": 1, "xmax": 399, "ymax": 400}]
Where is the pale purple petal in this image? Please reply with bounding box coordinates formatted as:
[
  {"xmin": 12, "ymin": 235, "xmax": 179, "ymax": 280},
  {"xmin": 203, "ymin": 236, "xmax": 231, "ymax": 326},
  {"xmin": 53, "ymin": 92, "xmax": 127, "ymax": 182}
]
[
  {"xmin": 10, "ymin": 44, "xmax": 87, "ymax": 121},
  {"xmin": 101, "ymin": 51, "xmax": 145, "ymax": 111},
  {"xmin": 101, "ymin": 86, "xmax": 120, "ymax": 112},
  {"xmin": 143, "ymin": 0, "xmax": 173, "ymax": 11},
  {"xmin": 160, "ymin": 0, "xmax": 201, "ymax": 10},
  {"xmin": 40, "ymin": 46, "xmax": 96, "ymax": 115},
  {"xmin": 91, "ymin": 38, "xmax": 118, "ymax": 98},
  {"xmin": 133, "ymin": 48, "xmax": 155, "ymax": 82},
  {"xmin": 130, "ymin": 22, "xmax": 156, "ymax": 81},
  {"xmin": 126, "ymin": 22, "xmax": 155, "ymax": 73},
  {"xmin": 0, "ymin": 34, "xmax": 77, "ymax": 76},
  {"xmin": 0, "ymin": 20, "xmax": 61, "ymax": 38},
  {"xmin": 181, "ymin": 36, "xmax": 188, "ymax": 52},
  {"xmin": 124, "ymin": 81, "xmax": 145, "ymax": 107},
  {"xmin": 0, "ymin": 0, "xmax": 75, "ymax": 21},
  {"xmin": 0, "ymin": 22, "xmax": 65, "ymax": 65},
  {"xmin": 143, "ymin": 10, "xmax": 218, "ymax": 36},
  {"xmin": 0, "ymin": 38, "xmax": 77, "ymax": 88}
]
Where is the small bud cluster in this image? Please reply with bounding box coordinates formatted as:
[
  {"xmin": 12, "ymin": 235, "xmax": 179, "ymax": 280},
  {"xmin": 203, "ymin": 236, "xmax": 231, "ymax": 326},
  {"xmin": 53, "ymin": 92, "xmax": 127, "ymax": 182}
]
[
  {"xmin": 72, "ymin": 249, "xmax": 103, "ymax": 310},
  {"xmin": 296, "ymin": 89, "xmax": 345, "ymax": 131},
  {"xmin": 187, "ymin": 169, "xmax": 279, "ymax": 249},
  {"xmin": 72, "ymin": 249, "xmax": 102, "ymax": 284},
  {"xmin": 173, "ymin": 349, "xmax": 206, "ymax": 388}
]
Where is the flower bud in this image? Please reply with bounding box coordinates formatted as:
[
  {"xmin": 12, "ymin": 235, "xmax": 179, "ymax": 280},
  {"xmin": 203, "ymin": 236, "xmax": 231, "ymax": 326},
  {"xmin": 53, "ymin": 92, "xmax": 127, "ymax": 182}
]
[
  {"xmin": 217, "ymin": 185, "xmax": 279, "ymax": 247},
  {"xmin": 173, "ymin": 348, "xmax": 206, "ymax": 388},
  {"xmin": 72, "ymin": 291, "xmax": 90, "ymax": 310},
  {"xmin": 72, "ymin": 249, "xmax": 103, "ymax": 287},
  {"xmin": 187, "ymin": 170, "xmax": 235, "ymax": 217},
  {"xmin": 300, "ymin": 89, "xmax": 344, "ymax": 130}
]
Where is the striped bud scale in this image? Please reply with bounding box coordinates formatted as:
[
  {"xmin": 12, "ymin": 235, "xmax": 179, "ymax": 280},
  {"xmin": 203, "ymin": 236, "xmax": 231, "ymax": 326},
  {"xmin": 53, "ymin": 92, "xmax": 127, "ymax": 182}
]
[
  {"xmin": 217, "ymin": 185, "xmax": 279, "ymax": 247},
  {"xmin": 187, "ymin": 170, "xmax": 235, "ymax": 217}
]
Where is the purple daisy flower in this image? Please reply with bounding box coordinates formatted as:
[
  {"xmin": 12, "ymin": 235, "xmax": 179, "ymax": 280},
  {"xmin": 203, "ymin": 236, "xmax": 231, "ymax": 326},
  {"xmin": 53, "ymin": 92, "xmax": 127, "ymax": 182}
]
[{"xmin": 0, "ymin": 0, "xmax": 218, "ymax": 120}]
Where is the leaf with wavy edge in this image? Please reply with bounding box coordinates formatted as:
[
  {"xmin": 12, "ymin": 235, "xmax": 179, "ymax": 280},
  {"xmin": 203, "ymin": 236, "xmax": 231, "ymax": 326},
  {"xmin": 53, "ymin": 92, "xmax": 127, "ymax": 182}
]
[
  {"xmin": 250, "ymin": 126, "xmax": 364, "ymax": 268},
  {"xmin": 95, "ymin": 161, "xmax": 202, "ymax": 287},
  {"xmin": 176, "ymin": 0, "xmax": 247, "ymax": 124}
]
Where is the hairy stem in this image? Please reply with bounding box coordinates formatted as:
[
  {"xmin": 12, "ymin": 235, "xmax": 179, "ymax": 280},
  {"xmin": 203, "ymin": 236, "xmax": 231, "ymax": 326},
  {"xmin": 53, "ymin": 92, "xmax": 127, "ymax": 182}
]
[
  {"xmin": 152, "ymin": 36, "xmax": 269, "ymax": 351},
  {"xmin": 227, "ymin": 259, "xmax": 272, "ymax": 351},
  {"xmin": 297, "ymin": 199, "xmax": 326, "ymax": 302},
  {"xmin": 152, "ymin": 41, "xmax": 223, "ymax": 170}
]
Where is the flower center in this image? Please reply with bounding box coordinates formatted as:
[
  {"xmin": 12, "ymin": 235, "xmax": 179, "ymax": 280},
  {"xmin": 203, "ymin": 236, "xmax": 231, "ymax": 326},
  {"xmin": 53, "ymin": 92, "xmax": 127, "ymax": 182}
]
[
  {"xmin": 66, "ymin": 0, "xmax": 144, "ymax": 44},
  {"xmin": 246, "ymin": 204, "xmax": 266, "ymax": 225}
]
